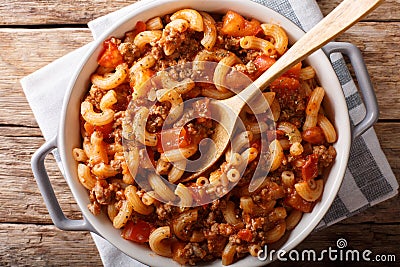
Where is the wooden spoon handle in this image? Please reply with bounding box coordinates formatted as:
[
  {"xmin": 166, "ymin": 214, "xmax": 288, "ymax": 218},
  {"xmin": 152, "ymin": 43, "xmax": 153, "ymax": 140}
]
[
  {"xmin": 240, "ymin": 0, "xmax": 383, "ymax": 102},
  {"xmin": 245, "ymin": 0, "xmax": 383, "ymax": 192}
]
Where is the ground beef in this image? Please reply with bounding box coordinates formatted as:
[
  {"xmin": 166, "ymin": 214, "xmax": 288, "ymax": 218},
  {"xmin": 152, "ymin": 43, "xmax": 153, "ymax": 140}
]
[
  {"xmin": 93, "ymin": 181, "xmax": 113, "ymax": 205},
  {"xmin": 146, "ymin": 115, "xmax": 164, "ymax": 133},
  {"xmin": 155, "ymin": 30, "xmax": 203, "ymax": 71},
  {"xmin": 150, "ymin": 45, "xmax": 164, "ymax": 61},
  {"xmin": 218, "ymin": 223, "xmax": 234, "ymax": 236},
  {"xmin": 152, "ymin": 101, "xmax": 171, "ymax": 119},
  {"xmin": 245, "ymin": 61, "xmax": 257, "ymax": 74},
  {"xmin": 155, "ymin": 54, "xmax": 178, "ymax": 71},
  {"xmin": 176, "ymin": 33, "xmax": 203, "ymax": 61},
  {"xmin": 155, "ymin": 203, "xmax": 174, "ymax": 221},
  {"xmin": 110, "ymin": 158, "xmax": 122, "ymax": 171},
  {"xmin": 113, "ymin": 84, "xmax": 132, "ymax": 111},
  {"xmin": 258, "ymin": 181, "xmax": 286, "ymax": 202},
  {"xmin": 88, "ymin": 187, "xmax": 101, "ymax": 215},
  {"xmin": 206, "ymin": 235, "xmax": 228, "ymax": 257},
  {"xmin": 251, "ymin": 217, "xmax": 266, "ymax": 230},
  {"xmin": 114, "ymin": 109, "xmax": 125, "ymax": 121},
  {"xmin": 279, "ymin": 97, "xmax": 306, "ymax": 123},
  {"xmin": 159, "ymin": 27, "xmax": 188, "ymax": 57},
  {"xmin": 219, "ymin": 35, "xmax": 241, "ymax": 51},
  {"xmin": 118, "ymin": 42, "xmax": 140, "ymax": 65},
  {"xmin": 88, "ymin": 201, "xmax": 101, "ymax": 215},
  {"xmin": 86, "ymin": 85, "xmax": 106, "ymax": 110},
  {"xmin": 313, "ymin": 145, "xmax": 337, "ymax": 167},
  {"xmin": 179, "ymin": 242, "xmax": 208, "ymax": 265},
  {"xmin": 192, "ymin": 98, "xmax": 211, "ymax": 119},
  {"xmin": 146, "ymin": 102, "xmax": 170, "ymax": 133},
  {"xmin": 205, "ymin": 211, "xmax": 217, "ymax": 226}
]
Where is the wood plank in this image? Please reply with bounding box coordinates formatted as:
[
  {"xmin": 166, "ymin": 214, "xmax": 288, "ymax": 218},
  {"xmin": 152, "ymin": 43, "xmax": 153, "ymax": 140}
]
[
  {"xmin": 270, "ymin": 224, "xmax": 400, "ymax": 267},
  {"xmin": 317, "ymin": 0, "xmax": 400, "ymax": 21},
  {"xmin": 0, "ymin": 127, "xmax": 83, "ymax": 224},
  {"xmin": 2, "ymin": 0, "xmax": 399, "ymax": 26},
  {"xmin": 3, "ymin": 0, "xmax": 135, "ymax": 26},
  {"xmin": 0, "ymin": 222, "xmax": 398, "ymax": 266},
  {"xmin": 335, "ymin": 22, "xmax": 400, "ymax": 121},
  {"xmin": 0, "ymin": 28, "xmax": 92, "ymax": 127},
  {"xmin": 0, "ymin": 223, "xmax": 101, "ymax": 266},
  {"xmin": 0, "ymin": 122, "xmax": 398, "ymax": 224},
  {"xmin": 0, "ymin": 22, "xmax": 399, "ymax": 127}
]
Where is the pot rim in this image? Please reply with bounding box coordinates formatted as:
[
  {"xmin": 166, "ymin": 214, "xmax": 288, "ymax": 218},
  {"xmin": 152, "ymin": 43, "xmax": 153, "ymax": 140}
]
[{"xmin": 58, "ymin": 1, "xmax": 351, "ymax": 266}]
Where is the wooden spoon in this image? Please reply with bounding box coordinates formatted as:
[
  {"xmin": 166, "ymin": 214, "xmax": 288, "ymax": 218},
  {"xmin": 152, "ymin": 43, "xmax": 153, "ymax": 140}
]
[{"xmin": 187, "ymin": 0, "xmax": 383, "ymax": 188}]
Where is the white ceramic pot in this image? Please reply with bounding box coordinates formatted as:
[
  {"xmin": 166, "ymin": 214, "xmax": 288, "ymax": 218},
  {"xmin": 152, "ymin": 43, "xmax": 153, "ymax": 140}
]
[{"xmin": 32, "ymin": 0, "xmax": 378, "ymax": 266}]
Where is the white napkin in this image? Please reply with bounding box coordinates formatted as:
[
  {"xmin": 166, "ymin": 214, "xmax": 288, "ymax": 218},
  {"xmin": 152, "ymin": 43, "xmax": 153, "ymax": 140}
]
[{"xmin": 21, "ymin": 0, "xmax": 398, "ymax": 266}]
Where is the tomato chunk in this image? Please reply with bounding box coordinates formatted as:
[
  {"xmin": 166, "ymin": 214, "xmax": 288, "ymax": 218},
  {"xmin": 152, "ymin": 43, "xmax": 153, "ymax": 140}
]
[
  {"xmin": 121, "ymin": 220, "xmax": 154, "ymax": 243},
  {"xmin": 302, "ymin": 126, "xmax": 326, "ymax": 145},
  {"xmin": 284, "ymin": 62, "xmax": 302, "ymax": 78},
  {"xmin": 270, "ymin": 76, "xmax": 300, "ymax": 92},
  {"xmin": 146, "ymin": 146, "xmax": 157, "ymax": 167},
  {"xmin": 301, "ymin": 153, "xmax": 319, "ymax": 181},
  {"xmin": 126, "ymin": 21, "xmax": 147, "ymax": 39},
  {"xmin": 156, "ymin": 127, "xmax": 191, "ymax": 153},
  {"xmin": 269, "ymin": 76, "xmax": 300, "ymax": 102},
  {"xmin": 84, "ymin": 122, "xmax": 95, "ymax": 136},
  {"xmin": 189, "ymin": 185, "xmax": 211, "ymax": 205},
  {"xmin": 221, "ymin": 11, "xmax": 262, "ymax": 37},
  {"xmin": 131, "ymin": 68, "xmax": 155, "ymax": 94},
  {"xmin": 98, "ymin": 39, "xmax": 124, "ymax": 68},
  {"xmin": 252, "ymin": 55, "xmax": 276, "ymax": 79},
  {"xmin": 237, "ymin": 229, "xmax": 253, "ymax": 242},
  {"xmin": 171, "ymin": 240, "xmax": 189, "ymax": 265},
  {"xmin": 284, "ymin": 191, "xmax": 314, "ymax": 213},
  {"xmin": 84, "ymin": 122, "xmax": 114, "ymax": 142},
  {"xmin": 178, "ymin": 127, "xmax": 191, "ymax": 148}
]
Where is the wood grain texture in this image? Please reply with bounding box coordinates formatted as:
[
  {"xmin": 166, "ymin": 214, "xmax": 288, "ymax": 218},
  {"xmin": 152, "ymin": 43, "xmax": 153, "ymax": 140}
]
[
  {"xmin": 0, "ymin": 224, "xmax": 102, "ymax": 266},
  {"xmin": 0, "ymin": 28, "xmax": 92, "ymax": 127},
  {"xmin": 317, "ymin": 0, "xmax": 400, "ymax": 21},
  {"xmin": 336, "ymin": 22, "xmax": 400, "ymax": 120},
  {"xmin": 2, "ymin": 0, "xmax": 399, "ymax": 26},
  {"xmin": 0, "ymin": 129, "xmax": 83, "ymax": 224},
  {"xmin": 270, "ymin": 224, "xmax": 400, "ymax": 267},
  {"xmin": 3, "ymin": 0, "xmax": 138, "ymax": 26},
  {"xmin": 0, "ymin": 223, "xmax": 398, "ymax": 266}
]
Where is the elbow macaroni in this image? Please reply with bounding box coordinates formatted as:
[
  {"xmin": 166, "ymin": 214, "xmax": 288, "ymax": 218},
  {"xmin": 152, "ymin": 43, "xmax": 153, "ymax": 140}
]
[
  {"xmin": 199, "ymin": 11, "xmax": 217, "ymax": 49},
  {"xmin": 149, "ymin": 226, "xmax": 172, "ymax": 257},
  {"xmin": 170, "ymin": 9, "xmax": 204, "ymax": 32},
  {"xmin": 91, "ymin": 63, "xmax": 128, "ymax": 90},
  {"xmin": 261, "ymin": 23, "xmax": 288, "ymax": 55},
  {"xmin": 240, "ymin": 36, "xmax": 276, "ymax": 56}
]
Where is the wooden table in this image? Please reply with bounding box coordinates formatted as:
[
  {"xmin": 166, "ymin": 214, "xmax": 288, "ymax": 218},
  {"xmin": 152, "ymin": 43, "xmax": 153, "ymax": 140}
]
[{"xmin": 1, "ymin": 0, "xmax": 399, "ymax": 266}]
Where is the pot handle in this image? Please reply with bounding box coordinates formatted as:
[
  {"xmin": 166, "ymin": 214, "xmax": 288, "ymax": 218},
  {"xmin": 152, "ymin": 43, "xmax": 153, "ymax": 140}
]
[
  {"xmin": 323, "ymin": 41, "xmax": 379, "ymax": 139},
  {"xmin": 31, "ymin": 136, "xmax": 97, "ymax": 233}
]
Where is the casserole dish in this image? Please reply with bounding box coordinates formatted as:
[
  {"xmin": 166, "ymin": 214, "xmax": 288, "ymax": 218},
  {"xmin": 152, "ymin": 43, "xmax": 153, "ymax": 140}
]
[{"xmin": 31, "ymin": 0, "xmax": 378, "ymax": 266}]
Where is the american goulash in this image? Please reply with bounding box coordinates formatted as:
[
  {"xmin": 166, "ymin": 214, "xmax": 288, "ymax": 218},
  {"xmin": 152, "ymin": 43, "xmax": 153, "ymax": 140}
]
[{"xmin": 73, "ymin": 9, "xmax": 337, "ymax": 265}]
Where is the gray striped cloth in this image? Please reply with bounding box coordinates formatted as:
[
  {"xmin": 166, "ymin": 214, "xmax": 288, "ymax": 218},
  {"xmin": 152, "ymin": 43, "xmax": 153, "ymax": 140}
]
[{"xmin": 21, "ymin": 0, "xmax": 398, "ymax": 266}]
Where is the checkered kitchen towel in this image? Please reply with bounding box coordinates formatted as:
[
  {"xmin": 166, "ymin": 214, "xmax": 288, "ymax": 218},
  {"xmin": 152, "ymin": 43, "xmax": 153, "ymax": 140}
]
[{"xmin": 21, "ymin": 0, "xmax": 398, "ymax": 266}]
